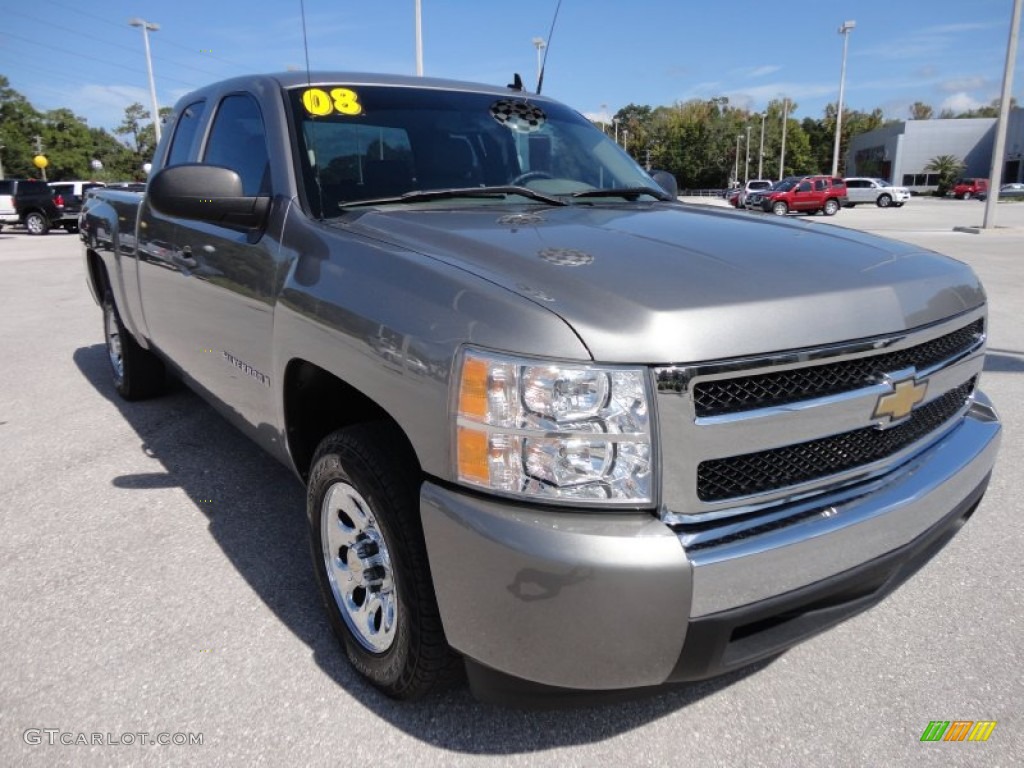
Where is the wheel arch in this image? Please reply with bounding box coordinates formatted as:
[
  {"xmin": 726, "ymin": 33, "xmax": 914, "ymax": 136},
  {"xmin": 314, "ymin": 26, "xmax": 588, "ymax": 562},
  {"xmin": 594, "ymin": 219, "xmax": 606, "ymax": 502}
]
[{"xmin": 283, "ymin": 359, "xmax": 420, "ymax": 483}]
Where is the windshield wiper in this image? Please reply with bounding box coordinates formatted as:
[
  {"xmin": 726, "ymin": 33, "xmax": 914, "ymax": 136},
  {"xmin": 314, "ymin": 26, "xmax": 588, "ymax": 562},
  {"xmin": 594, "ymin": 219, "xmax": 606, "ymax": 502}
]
[
  {"xmin": 338, "ymin": 186, "xmax": 568, "ymax": 209},
  {"xmin": 571, "ymin": 186, "xmax": 671, "ymax": 202}
]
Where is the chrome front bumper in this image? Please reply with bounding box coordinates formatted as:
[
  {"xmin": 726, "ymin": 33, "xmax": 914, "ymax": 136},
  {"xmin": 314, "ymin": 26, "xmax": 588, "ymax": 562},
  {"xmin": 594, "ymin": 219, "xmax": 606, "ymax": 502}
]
[{"xmin": 420, "ymin": 393, "xmax": 1000, "ymax": 694}]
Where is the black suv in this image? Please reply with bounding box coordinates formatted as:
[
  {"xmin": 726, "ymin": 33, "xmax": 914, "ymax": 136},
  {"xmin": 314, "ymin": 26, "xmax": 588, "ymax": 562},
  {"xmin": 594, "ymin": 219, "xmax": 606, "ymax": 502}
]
[{"xmin": 12, "ymin": 180, "xmax": 63, "ymax": 235}]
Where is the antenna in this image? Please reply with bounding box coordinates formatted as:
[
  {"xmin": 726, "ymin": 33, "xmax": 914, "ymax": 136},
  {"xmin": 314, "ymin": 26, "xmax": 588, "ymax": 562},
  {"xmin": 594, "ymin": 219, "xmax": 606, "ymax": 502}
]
[
  {"xmin": 535, "ymin": 0, "xmax": 563, "ymax": 95},
  {"xmin": 299, "ymin": 0, "xmax": 326, "ymax": 219}
]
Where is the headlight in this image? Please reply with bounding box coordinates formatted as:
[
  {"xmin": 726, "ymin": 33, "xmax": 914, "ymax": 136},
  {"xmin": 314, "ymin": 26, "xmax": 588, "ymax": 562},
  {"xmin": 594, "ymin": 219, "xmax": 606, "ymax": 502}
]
[{"xmin": 454, "ymin": 348, "xmax": 653, "ymax": 506}]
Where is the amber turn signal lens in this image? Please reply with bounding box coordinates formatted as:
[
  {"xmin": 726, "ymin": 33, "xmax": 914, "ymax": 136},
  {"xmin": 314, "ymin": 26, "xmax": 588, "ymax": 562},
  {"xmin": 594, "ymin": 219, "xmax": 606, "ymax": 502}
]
[{"xmin": 457, "ymin": 427, "xmax": 489, "ymax": 483}]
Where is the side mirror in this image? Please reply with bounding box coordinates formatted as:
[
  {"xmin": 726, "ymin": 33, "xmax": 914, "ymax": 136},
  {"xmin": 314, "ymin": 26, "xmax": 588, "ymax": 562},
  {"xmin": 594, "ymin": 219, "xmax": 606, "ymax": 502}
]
[
  {"xmin": 148, "ymin": 163, "xmax": 269, "ymax": 229},
  {"xmin": 649, "ymin": 169, "xmax": 678, "ymax": 199}
]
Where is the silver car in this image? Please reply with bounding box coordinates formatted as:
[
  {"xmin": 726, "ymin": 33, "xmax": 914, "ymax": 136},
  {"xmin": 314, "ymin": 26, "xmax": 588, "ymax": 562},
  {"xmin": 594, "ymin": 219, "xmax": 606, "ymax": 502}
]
[{"xmin": 843, "ymin": 177, "xmax": 910, "ymax": 208}]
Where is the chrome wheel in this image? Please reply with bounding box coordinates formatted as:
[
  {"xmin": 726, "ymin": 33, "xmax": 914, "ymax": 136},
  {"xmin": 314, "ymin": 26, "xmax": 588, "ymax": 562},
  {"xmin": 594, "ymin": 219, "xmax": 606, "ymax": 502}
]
[
  {"xmin": 877, "ymin": 194, "xmax": 892, "ymax": 208},
  {"xmin": 772, "ymin": 201, "xmax": 788, "ymax": 216},
  {"xmin": 105, "ymin": 303, "xmax": 124, "ymax": 379},
  {"xmin": 25, "ymin": 212, "xmax": 46, "ymax": 234},
  {"xmin": 321, "ymin": 481, "xmax": 397, "ymax": 653}
]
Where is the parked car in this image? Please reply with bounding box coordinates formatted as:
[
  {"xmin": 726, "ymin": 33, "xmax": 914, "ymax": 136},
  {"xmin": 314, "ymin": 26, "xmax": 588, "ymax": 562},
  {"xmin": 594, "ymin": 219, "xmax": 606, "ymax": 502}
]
[
  {"xmin": 50, "ymin": 181, "xmax": 106, "ymax": 233},
  {"xmin": 82, "ymin": 71, "xmax": 1000, "ymax": 704},
  {"xmin": 0, "ymin": 179, "xmax": 51, "ymax": 232},
  {"xmin": 11, "ymin": 179, "xmax": 64, "ymax": 235},
  {"xmin": 737, "ymin": 179, "xmax": 773, "ymax": 208},
  {"xmin": 725, "ymin": 188, "xmax": 743, "ymax": 207},
  {"xmin": 843, "ymin": 177, "xmax": 910, "ymax": 208},
  {"xmin": 0, "ymin": 181, "xmax": 15, "ymax": 231},
  {"xmin": 976, "ymin": 182, "xmax": 1024, "ymax": 201},
  {"xmin": 747, "ymin": 175, "xmax": 847, "ymax": 216},
  {"xmin": 953, "ymin": 178, "xmax": 988, "ymax": 200}
]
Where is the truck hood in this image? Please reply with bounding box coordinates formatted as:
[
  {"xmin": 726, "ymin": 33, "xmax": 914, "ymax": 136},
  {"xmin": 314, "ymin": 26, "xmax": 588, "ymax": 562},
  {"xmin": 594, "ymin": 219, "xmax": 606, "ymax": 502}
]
[{"xmin": 341, "ymin": 204, "xmax": 984, "ymax": 363}]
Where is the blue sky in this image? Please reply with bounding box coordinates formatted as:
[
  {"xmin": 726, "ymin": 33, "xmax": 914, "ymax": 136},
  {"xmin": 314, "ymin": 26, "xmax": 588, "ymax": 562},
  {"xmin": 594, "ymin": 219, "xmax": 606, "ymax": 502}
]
[{"xmin": 1, "ymin": 0, "xmax": 1022, "ymax": 132}]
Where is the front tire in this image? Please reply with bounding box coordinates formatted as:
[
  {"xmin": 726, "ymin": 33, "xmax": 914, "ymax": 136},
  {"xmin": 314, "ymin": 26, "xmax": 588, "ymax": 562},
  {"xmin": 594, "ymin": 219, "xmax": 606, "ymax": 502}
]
[
  {"xmin": 102, "ymin": 288, "xmax": 165, "ymax": 400},
  {"xmin": 877, "ymin": 194, "xmax": 892, "ymax": 208},
  {"xmin": 962, "ymin": 192, "xmax": 972, "ymax": 200},
  {"xmin": 24, "ymin": 211, "xmax": 49, "ymax": 235},
  {"xmin": 823, "ymin": 199, "xmax": 840, "ymax": 216},
  {"xmin": 771, "ymin": 201, "xmax": 788, "ymax": 216},
  {"xmin": 308, "ymin": 423, "xmax": 460, "ymax": 699}
]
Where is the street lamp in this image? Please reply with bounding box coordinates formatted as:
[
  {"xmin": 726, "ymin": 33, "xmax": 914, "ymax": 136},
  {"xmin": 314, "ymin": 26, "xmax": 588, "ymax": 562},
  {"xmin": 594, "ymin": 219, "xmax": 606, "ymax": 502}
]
[
  {"xmin": 129, "ymin": 18, "xmax": 161, "ymax": 144},
  {"xmin": 779, "ymin": 98, "xmax": 789, "ymax": 179},
  {"xmin": 831, "ymin": 20, "xmax": 856, "ymax": 177},
  {"xmin": 414, "ymin": 0, "xmax": 423, "ymax": 76},
  {"xmin": 734, "ymin": 134, "xmax": 741, "ymax": 186},
  {"xmin": 758, "ymin": 112, "xmax": 767, "ymax": 179},
  {"xmin": 613, "ymin": 118, "xmax": 620, "ymax": 145},
  {"xmin": 622, "ymin": 129, "xmax": 630, "ymax": 153},
  {"xmin": 532, "ymin": 37, "xmax": 546, "ymax": 89},
  {"xmin": 0, "ymin": 144, "xmax": 5, "ymax": 180},
  {"xmin": 744, "ymin": 125, "xmax": 752, "ymax": 183}
]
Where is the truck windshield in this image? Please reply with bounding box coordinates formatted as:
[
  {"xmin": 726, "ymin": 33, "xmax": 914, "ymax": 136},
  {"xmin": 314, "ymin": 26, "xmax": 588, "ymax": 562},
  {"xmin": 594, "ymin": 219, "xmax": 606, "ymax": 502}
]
[{"xmin": 287, "ymin": 84, "xmax": 661, "ymax": 217}]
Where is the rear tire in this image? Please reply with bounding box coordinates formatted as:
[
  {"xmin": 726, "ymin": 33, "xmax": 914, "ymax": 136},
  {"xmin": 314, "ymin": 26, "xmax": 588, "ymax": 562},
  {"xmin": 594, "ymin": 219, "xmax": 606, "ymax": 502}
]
[
  {"xmin": 24, "ymin": 211, "xmax": 49, "ymax": 235},
  {"xmin": 771, "ymin": 201, "xmax": 788, "ymax": 216},
  {"xmin": 102, "ymin": 288, "xmax": 165, "ymax": 400},
  {"xmin": 64, "ymin": 223, "xmax": 79, "ymax": 233},
  {"xmin": 823, "ymin": 199, "xmax": 840, "ymax": 216},
  {"xmin": 308, "ymin": 423, "xmax": 461, "ymax": 699}
]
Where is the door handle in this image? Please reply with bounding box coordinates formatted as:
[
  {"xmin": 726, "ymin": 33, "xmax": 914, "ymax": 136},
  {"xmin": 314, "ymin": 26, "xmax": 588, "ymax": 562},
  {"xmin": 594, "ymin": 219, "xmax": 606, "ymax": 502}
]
[{"xmin": 174, "ymin": 246, "xmax": 198, "ymax": 269}]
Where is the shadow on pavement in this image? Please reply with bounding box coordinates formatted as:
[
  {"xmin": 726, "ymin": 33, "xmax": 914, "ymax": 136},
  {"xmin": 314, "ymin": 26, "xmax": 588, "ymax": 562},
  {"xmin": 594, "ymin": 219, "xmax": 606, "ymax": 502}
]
[
  {"xmin": 74, "ymin": 342, "xmax": 773, "ymax": 753},
  {"xmin": 984, "ymin": 348, "xmax": 1024, "ymax": 373}
]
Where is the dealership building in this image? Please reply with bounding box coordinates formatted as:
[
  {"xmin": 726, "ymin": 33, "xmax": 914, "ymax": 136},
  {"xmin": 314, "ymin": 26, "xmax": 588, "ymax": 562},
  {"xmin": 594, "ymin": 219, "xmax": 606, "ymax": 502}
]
[{"xmin": 845, "ymin": 108, "xmax": 1024, "ymax": 192}]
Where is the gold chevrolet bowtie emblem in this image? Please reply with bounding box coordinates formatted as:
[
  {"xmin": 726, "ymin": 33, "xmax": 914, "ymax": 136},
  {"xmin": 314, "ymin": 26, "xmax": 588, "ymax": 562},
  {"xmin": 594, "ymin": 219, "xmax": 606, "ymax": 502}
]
[{"xmin": 873, "ymin": 378, "xmax": 928, "ymax": 422}]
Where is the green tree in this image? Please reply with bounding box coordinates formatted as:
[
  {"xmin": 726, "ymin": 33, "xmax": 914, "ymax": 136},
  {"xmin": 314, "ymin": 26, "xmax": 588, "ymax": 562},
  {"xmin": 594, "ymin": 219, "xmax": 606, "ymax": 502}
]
[
  {"xmin": 925, "ymin": 154, "xmax": 965, "ymax": 195},
  {"xmin": 909, "ymin": 102, "xmax": 934, "ymax": 120},
  {"xmin": 0, "ymin": 74, "xmax": 44, "ymax": 178}
]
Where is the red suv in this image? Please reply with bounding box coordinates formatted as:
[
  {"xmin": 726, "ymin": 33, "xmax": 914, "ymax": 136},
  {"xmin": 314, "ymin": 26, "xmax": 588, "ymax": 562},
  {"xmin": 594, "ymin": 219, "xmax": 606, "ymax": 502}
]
[
  {"xmin": 953, "ymin": 178, "xmax": 988, "ymax": 200},
  {"xmin": 748, "ymin": 175, "xmax": 847, "ymax": 216}
]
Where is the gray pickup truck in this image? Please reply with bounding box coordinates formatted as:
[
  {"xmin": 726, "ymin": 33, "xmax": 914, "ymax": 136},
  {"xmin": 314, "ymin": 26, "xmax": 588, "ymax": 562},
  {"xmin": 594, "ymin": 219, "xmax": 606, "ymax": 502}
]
[{"xmin": 81, "ymin": 72, "xmax": 1001, "ymax": 704}]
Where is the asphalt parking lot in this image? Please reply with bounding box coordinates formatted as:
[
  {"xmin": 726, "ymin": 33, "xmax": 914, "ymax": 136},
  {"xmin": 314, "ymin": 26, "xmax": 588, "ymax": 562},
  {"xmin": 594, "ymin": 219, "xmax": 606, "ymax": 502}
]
[{"xmin": 1, "ymin": 201, "xmax": 1021, "ymax": 767}]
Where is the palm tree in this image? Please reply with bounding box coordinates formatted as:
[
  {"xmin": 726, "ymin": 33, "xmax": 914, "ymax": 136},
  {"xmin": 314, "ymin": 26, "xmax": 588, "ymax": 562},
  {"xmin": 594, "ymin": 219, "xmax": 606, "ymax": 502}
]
[{"xmin": 925, "ymin": 155, "xmax": 965, "ymax": 196}]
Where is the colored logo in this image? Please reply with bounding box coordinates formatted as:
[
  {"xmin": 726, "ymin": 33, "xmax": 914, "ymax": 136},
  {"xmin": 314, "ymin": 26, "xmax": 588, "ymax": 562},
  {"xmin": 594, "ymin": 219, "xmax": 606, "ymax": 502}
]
[
  {"xmin": 873, "ymin": 376, "xmax": 928, "ymax": 423},
  {"xmin": 920, "ymin": 721, "xmax": 997, "ymax": 742}
]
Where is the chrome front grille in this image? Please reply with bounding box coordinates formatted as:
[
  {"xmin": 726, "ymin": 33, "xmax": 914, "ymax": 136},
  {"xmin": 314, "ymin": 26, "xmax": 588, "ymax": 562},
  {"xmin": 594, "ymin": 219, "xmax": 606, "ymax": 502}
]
[
  {"xmin": 692, "ymin": 319, "xmax": 982, "ymax": 417},
  {"xmin": 696, "ymin": 378, "xmax": 975, "ymax": 501},
  {"xmin": 655, "ymin": 308, "xmax": 987, "ymax": 525}
]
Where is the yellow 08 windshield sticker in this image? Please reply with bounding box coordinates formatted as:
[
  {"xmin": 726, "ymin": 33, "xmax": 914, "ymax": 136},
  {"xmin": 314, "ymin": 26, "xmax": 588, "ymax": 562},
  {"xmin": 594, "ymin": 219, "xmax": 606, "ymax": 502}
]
[{"xmin": 300, "ymin": 87, "xmax": 363, "ymax": 116}]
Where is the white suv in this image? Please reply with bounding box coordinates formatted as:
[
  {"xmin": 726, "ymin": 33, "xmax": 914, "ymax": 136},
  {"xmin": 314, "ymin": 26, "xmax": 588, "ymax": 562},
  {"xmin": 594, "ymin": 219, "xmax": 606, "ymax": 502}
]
[
  {"xmin": 737, "ymin": 179, "xmax": 773, "ymax": 208},
  {"xmin": 843, "ymin": 177, "xmax": 910, "ymax": 208},
  {"xmin": 0, "ymin": 179, "xmax": 19, "ymax": 230}
]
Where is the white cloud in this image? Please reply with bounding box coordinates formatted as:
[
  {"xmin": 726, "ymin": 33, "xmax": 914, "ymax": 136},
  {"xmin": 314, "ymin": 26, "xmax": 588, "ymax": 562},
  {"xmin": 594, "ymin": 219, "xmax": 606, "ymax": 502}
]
[
  {"xmin": 722, "ymin": 81, "xmax": 835, "ymax": 104},
  {"xmin": 747, "ymin": 65, "xmax": 781, "ymax": 78},
  {"xmin": 940, "ymin": 91, "xmax": 984, "ymax": 113}
]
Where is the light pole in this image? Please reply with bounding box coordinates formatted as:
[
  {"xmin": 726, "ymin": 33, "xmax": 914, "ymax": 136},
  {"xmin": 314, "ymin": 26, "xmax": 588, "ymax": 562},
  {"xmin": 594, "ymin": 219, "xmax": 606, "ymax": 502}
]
[
  {"xmin": 831, "ymin": 20, "xmax": 856, "ymax": 177},
  {"xmin": 532, "ymin": 37, "xmax": 546, "ymax": 90},
  {"xmin": 744, "ymin": 125, "xmax": 752, "ymax": 183},
  {"xmin": 129, "ymin": 18, "xmax": 161, "ymax": 144},
  {"xmin": 758, "ymin": 112, "xmax": 767, "ymax": 179},
  {"xmin": 983, "ymin": 0, "xmax": 1022, "ymax": 229},
  {"xmin": 613, "ymin": 118, "xmax": 620, "ymax": 145},
  {"xmin": 0, "ymin": 144, "xmax": 5, "ymax": 180},
  {"xmin": 779, "ymin": 98, "xmax": 789, "ymax": 179},
  {"xmin": 734, "ymin": 135, "xmax": 741, "ymax": 186},
  {"xmin": 414, "ymin": 0, "xmax": 423, "ymax": 76},
  {"xmin": 622, "ymin": 129, "xmax": 630, "ymax": 153}
]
